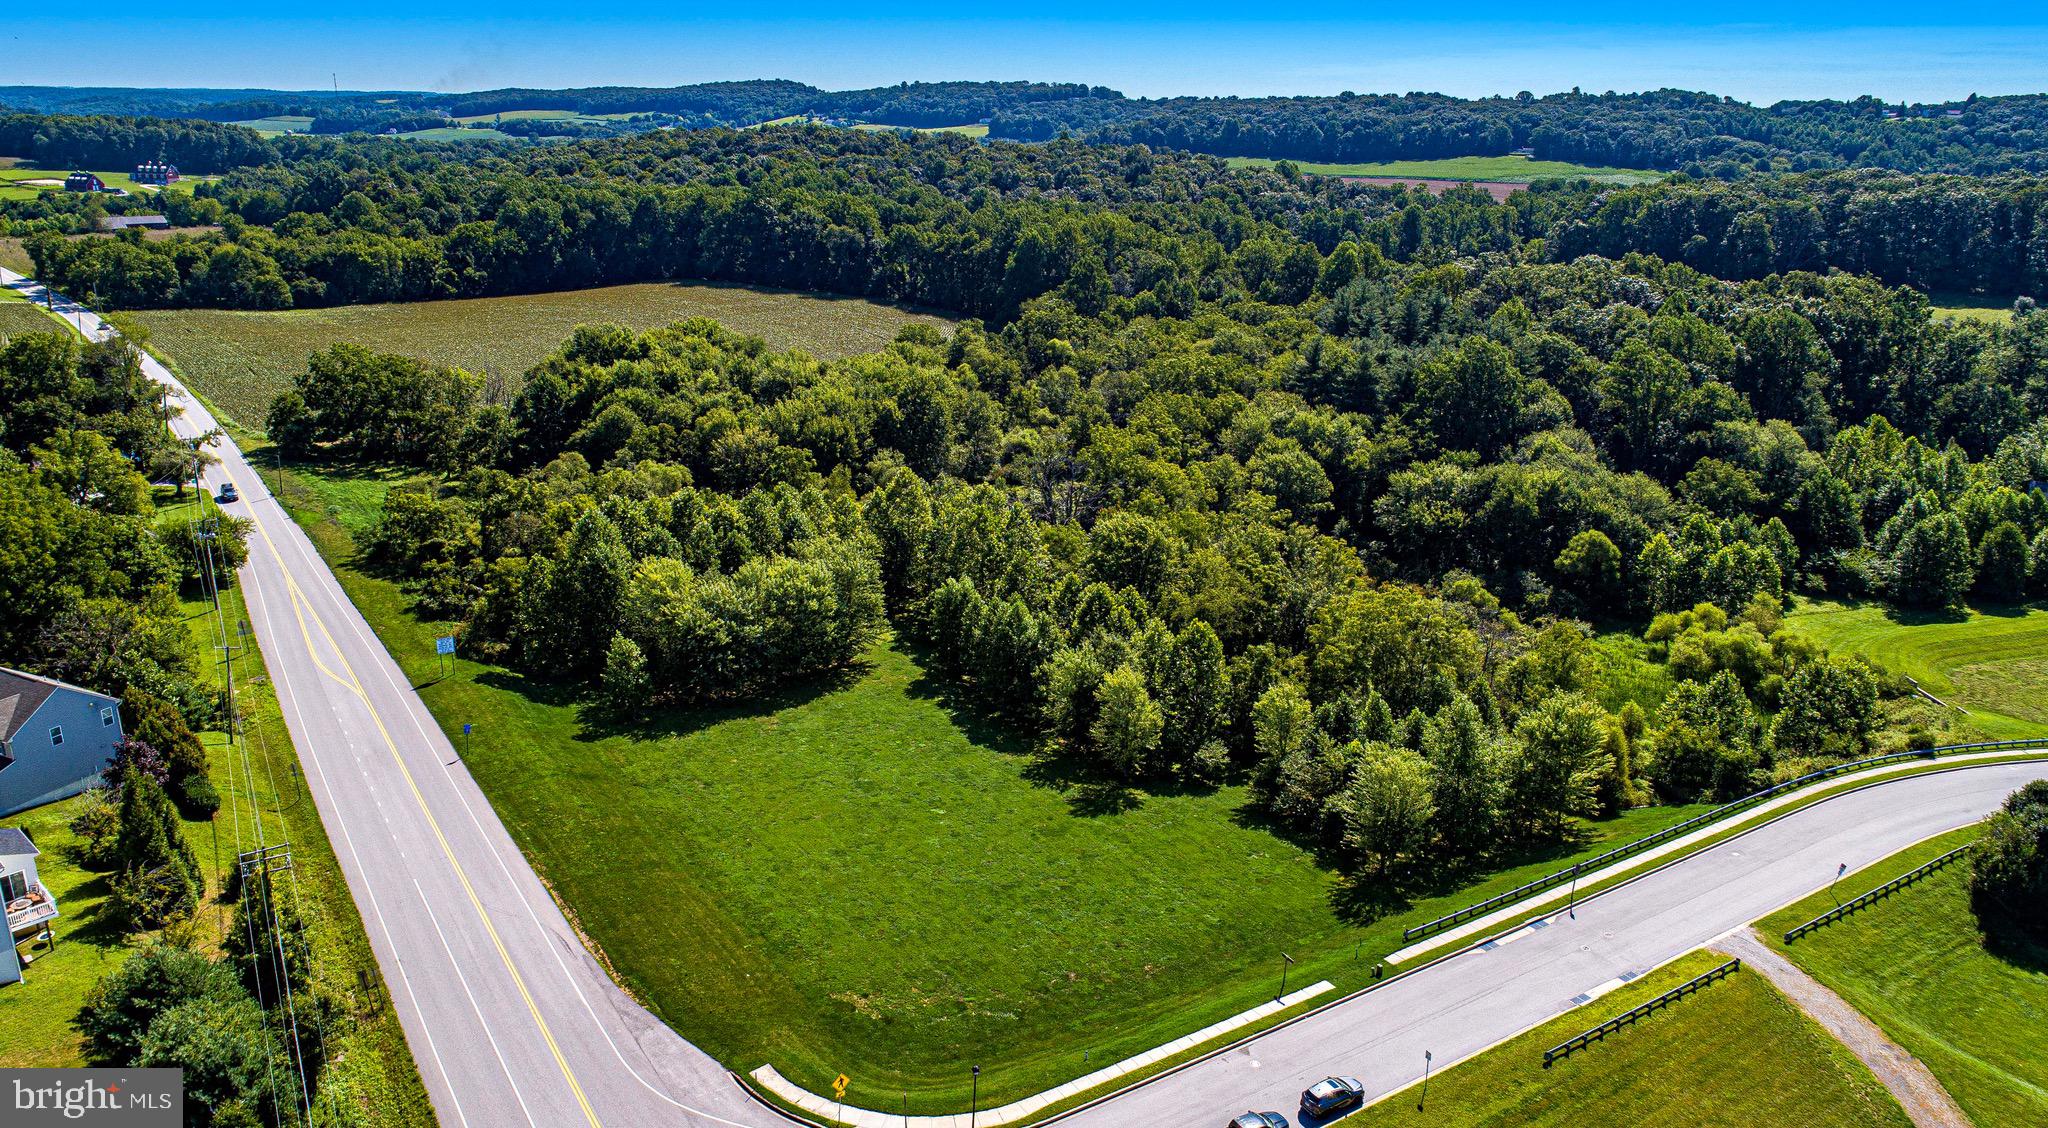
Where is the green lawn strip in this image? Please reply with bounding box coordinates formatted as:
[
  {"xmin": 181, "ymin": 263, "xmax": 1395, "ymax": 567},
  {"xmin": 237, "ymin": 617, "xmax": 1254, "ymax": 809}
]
[
  {"xmin": 1338, "ymin": 950, "xmax": 1912, "ymax": 1128},
  {"xmin": 115, "ymin": 283, "xmax": 955, "ymax": 433},
  {"xmin": 1225, "ymin": 155, "xmax": 1663, "ymax": 184},
  {"xmin": 1388, "ymin": 749, "xmax": 2048, "ymax": 968},
  {"xmin": 0, "ymin": 490, "xmax": 433, "ymax": 1124},
  {"xmin": 1761, "ymin": 826, "xmax": 2048, "ymax": 1127},
  {"xmin": 249, "ymin": 450, "xmax": 1755, "ymax": 1114},
  {"xmin": 1785, "ymin": 598, "xmax": 2048, "ymax": 739}
]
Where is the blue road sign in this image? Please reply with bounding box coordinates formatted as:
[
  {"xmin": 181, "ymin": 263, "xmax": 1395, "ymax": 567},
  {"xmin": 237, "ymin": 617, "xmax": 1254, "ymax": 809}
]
[
  {"xmin": 435, "ymin": 636, "xmax": 456, "ymax": 655},
  {"xmin": 462, "ymin": 723, "xmax": 472, "ymax": 736}
]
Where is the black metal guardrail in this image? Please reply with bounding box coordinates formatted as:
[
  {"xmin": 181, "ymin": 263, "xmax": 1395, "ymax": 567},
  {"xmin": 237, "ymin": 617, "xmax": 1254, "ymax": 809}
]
[
  {"xmin": 1543, "ymin": 959, "xmax": 1740, "ymax": 1067},
  {"xmin": 1401, "ymin": 739, "xmax": 2041, "ymax": 943},
  {"xmin": 1783, "ymin": 843, "xmax": 1974, "ymax": 942}
]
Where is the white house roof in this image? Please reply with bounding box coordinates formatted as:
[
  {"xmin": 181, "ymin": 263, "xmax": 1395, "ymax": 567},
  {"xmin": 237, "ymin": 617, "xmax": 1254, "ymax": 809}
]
[
  {"xmin": 0, "ymin": 667, "xmax": 118, "ymax": 743},
  {"xmin": 0, "ymin": 827, "xmax": 36, "ymax": 858}
]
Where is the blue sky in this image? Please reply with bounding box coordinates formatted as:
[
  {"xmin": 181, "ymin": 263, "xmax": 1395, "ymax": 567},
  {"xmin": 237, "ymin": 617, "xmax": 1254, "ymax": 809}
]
[{"xmin": 8, "ymin": 8, "xmax": 2048, "ymax": 103}]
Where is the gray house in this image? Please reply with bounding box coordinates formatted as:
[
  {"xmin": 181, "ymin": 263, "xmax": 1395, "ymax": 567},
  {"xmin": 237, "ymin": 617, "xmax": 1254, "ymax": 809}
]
[{"xmin": 0, "ymin": 668, "xmax": 124, "ymax": 818}]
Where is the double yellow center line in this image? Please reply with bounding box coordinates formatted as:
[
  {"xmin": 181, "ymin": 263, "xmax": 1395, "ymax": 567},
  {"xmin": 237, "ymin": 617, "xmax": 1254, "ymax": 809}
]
[{"xmin": 248, "ymin": 504, "xmax": 603, "ymax": 1128}]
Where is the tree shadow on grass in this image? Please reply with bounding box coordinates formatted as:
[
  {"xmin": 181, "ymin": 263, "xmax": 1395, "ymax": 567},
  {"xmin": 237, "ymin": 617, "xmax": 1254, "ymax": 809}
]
[
  {"xmin": 1979, "ymin": 913, "xmax": 2048, "ymax": 975},
  {"xmin": 549, "ymin": 658, "xmax": 874, "ymax": 745},
  {"xmin": 890, "ymin": 637, "xmax": 1231, "ymax": 817},
  {"xmin": 1320, "ymin": 821, "xmax": 1611, "ymax": 927}
]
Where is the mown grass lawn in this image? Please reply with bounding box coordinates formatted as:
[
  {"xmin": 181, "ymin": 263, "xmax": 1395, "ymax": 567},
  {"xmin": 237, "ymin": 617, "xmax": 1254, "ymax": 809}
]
[
  {"xmin": 118, "ymin": 282, "xmax": 956, "ymax": 432},
  {"xmin": 0, "ymin": 489, "xmax": 433, "ymax": 1125},
  {"xmin": 1783, "ymin": 598, "xmax": 2048, "ymax": 740},
  {"xmin": 256, "ymin": 448, "xmax": 1715, "ymax": 1112},
  {"xmin": 1346, "ymin": 950, "xmax": 1911, "ymax": 1128},
  {"xmin": 1761, "ymin": 827, "xmax": 2048, "ymax": 1128},
  {"xmin": 1226, "ymin": 154, "xmax": 1663, "ymax": 185}
]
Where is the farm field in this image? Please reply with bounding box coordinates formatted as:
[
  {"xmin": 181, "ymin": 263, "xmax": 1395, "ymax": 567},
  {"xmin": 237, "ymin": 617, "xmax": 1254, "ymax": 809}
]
[
  {"xmin": 0, "ymin": 166, "xmax": 207, "ymax": 201},
  {"xmin": 1761, "ymin": 827, "xmax": 2048, "ymax": 1127},
  {"xmin": 0, "ymin": 490, "xmax": 434, "ymax": 1126},
  {"xmin": 119, "ymin": 281, "xmax": 956, "ymax": 432},
  {"xmin": 242, "ymin": 445, "xmax": 1717, "ymax": 1114},
  {"xmin": 397, "ymin": 126, "xmax": 516, "ymax": 142},
  {"xmin": 0, "ymin": 236, "xmax": 30, "ymax": 274},
  {"xmin": 451, "ymin": 108, "xmax": 637, "ymax": 125},
  {"xmin": 1227, "ymin": 154, "xmax": 1664, "ymax": 184},
  {"xmin": 854, "ymin": 121, "xmax": 989, "ymax": 137},
  {"xmin": 1343, "ymin": 950, "xmax": 1910, "ymax": 1128},
  {"xmin": 1927, "ymin": 292, "xmax": 2020, "ymax": 323},
  {"xmin": 1783, "ymin": 599, "xmax": 2048, "ymax": 740},
  {"xmin": 227, "ymin": 114, "xmax": 315, "ymax": 135},
  {"xmin": 0, "ymin": 289, "xmax": 60, "ymax": 335}
]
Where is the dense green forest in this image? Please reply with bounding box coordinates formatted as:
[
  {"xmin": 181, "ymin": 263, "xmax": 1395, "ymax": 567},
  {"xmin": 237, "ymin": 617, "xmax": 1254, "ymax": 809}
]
[
  {"xmin": 17, "ymin": 126, "xmax": 2048, "ymax": 314},
  {"xmin": 9, "ymin": 83, "xmax": 2048, "ymax": 174},
  {"xmin": 146, "ymin": 122, "xmax": 2034, "ymax": 884},
  {"xmin": 8, "ymin": 110, "xmax": 2046, "ymax": 885}
]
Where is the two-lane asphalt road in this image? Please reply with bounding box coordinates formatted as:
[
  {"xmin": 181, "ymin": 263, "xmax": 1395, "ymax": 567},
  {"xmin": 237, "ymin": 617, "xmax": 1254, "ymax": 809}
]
[
  {"xmin": 2, "ymin": 269, "xmax": 773, "ymax": 1128},
  {"xmin": 5, "ymin": 266, "xmax": 2041, "ymax": 1128}
]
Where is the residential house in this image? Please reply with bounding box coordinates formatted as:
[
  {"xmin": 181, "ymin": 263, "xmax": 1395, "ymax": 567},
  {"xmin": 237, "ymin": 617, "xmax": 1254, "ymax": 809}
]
[
  {"xmin": 63, "ymin": 171, "xmax": 106, "ymax": 193},
  {"xmin": 1, "ymin": 827, "xmax": 57, "ymax": 986},
  {"xmin": 0, "ymin": 667, "xmax": 124, "ymax": 818}
]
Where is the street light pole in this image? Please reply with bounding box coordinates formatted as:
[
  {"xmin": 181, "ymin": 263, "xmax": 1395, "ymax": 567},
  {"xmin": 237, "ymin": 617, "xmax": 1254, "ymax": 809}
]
[
  {"xmin": 1278, "ymin": 953, "xmax": 1296, "ymax": 1001},
  {"xmin": 1831, "ymin": 861, "xmax": 1848, "ymax": 908}
]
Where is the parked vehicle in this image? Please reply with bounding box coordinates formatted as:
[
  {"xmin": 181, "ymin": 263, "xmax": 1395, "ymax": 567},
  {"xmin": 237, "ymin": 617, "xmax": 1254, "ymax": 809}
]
[
  {"xmin": 1229, "ymin": 1114, "xmax": 1288, "ymax": 1128},
  {"xmin": 217, "ymin": 482, "xmax": 239, "ymax": 503},
  {"xmin": 1299, "ymin": 1076, "xmax": 1365, "ymax": 1119}
]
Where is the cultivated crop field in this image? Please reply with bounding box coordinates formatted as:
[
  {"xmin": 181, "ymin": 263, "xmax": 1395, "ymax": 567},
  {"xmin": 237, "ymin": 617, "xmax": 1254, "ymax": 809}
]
[
  {"xmin": 228, "ymin": 114, "xmax": 315, "ymax": 135},
  {"xmin": 121, "ymin": 282, "xmax": 956, "ymax": 431},
  {"xmin": 0, "ymin": 286, "xmax": 60, "ymax": 335},
  {"xmin": 1346, "ymin": 950, "xmax": 1911, "ymax": 1128},
  {"xmin": 1227, "ymin": 154, "xmax": 1663, "ymax": 184},
  {"xmin": 1762, "ymin": 828, "xmax": 2048, "ymax": 1127},
  {"xmin": 1784, "ymin": 599, "xmax": 2048, "ymax": 739}
]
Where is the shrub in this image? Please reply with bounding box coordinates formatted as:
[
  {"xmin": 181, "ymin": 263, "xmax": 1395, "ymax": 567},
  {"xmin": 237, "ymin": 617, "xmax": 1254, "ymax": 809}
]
[
  {"xmin": 1969, "ymin": 780, "xmax": 2048, "ymax": 941},
  {"xmin": 176, "ymin": 774, "xmax": 222, "ymax": 819},
  {"xmin": 78, "ymin": 942, "xmax": 239, "ymax": 1063}
]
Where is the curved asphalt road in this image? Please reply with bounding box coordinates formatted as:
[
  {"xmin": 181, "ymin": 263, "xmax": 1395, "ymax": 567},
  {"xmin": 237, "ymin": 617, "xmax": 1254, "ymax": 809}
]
[{"xmin": 6, "ymin": 267, "xmax": 2042, "ymax": 1128}]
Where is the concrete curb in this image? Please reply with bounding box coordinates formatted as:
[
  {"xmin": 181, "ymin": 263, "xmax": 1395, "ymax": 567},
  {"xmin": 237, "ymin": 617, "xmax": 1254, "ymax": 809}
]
[{"xmin": 749, "ymin": 981, "xmax": 1334, "ymax": 1127}]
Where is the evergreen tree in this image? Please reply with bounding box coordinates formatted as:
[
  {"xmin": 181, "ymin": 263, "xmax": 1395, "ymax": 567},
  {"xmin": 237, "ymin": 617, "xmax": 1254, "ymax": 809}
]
[{"xmin": 112, "ymin": 767, "xmax": 202, "ymax": 929}]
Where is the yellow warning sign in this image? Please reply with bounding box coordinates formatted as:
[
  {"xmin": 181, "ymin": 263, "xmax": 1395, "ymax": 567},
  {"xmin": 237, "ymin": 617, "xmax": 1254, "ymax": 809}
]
[{"xmin": 833, "ymin": 1074, "xmax": 850, "ymax": 1098}]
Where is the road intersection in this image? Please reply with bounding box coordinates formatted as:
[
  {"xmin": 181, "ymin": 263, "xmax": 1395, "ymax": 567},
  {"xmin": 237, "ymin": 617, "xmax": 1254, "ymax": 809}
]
[{"xmin": 6, "ymin": 267, "xmax": 2041, "ymax": 1128}]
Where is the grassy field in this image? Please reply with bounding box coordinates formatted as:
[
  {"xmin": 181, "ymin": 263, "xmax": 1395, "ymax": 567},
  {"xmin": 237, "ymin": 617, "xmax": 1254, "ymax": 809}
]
[
  {"xmin": 0, "ymin": 167, "xmax": 207, "ymax": 202},
  {"xmin": 0, "ymin": 288, "xmax": 61, "ymax": 335},
  {"xmin": 1927, "ymin": 291, "xmax": 2022, "ymax": 324},
  {"xmin": 0, "ymin": 236, "xmax": 31, "ymax": 275},
  {"xmin": 1345, "ymin": 950, "xmax": 1910, "ymax": 1128},
  {"xmin": 853, "ymin": 122, "xmax": 990, "ymax": 137},
  {"xmin": 229, "ymin": 115, "xmax": 315, "ymax": 135},
  {"xmin": 241, "ymin": 450, "xmax": 1720, "ymax": 1113},
  {"xmin": 1227, "ymin": 154, "xmax": 1664, "ymax": 185},
  {"xmin": 1762, "ymin": 827, "xmax": 2048, "ymax": 1127},
  {"xmin": 118, "ymin": 282, "xmax": 955, "ymax": 432},
  {"xmin": 1784, "ymin": 599, "xmax": 2048, "ymax": 740},
  {"xmin": 0, "ymin": 489, "xmax": 433, "ymax": 1125}
]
